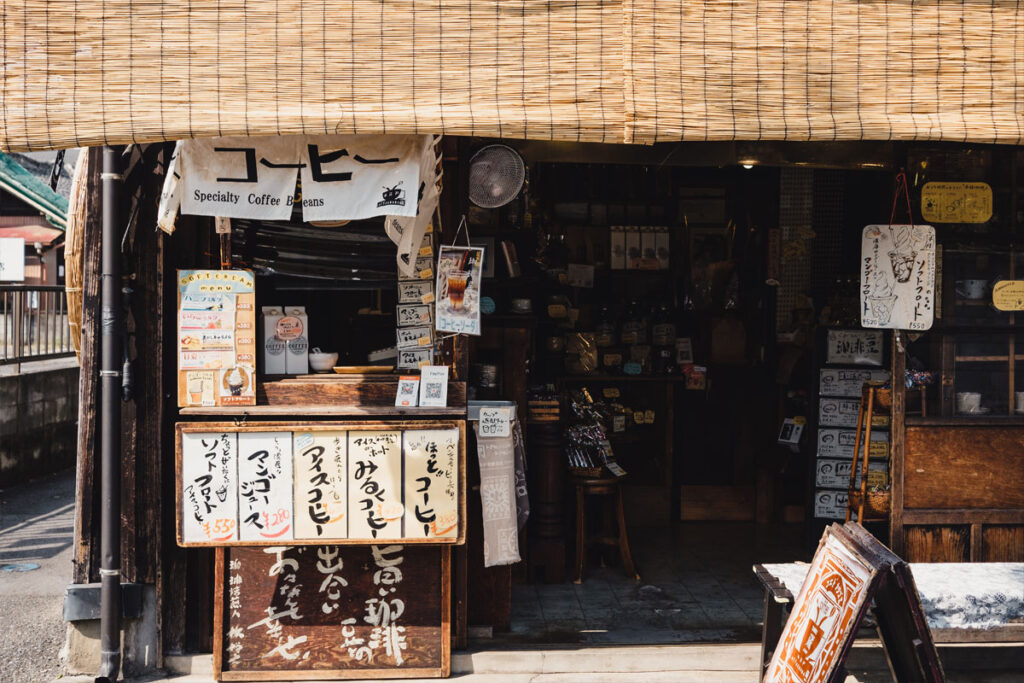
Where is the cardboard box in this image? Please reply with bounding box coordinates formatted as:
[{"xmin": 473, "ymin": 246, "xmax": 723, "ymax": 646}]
[
  {"xmin": 282, "ymin": 306, "xmax": 309, "ymax": 375},
  {"xmin": 261, "ymin": 306, "xmax": 286, "ymax": 375}
]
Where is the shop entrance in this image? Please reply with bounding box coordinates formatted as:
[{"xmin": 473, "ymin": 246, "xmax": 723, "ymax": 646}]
[{"xmin": 463, "ymin": 147, "xmax": 895, "ymax": 645}]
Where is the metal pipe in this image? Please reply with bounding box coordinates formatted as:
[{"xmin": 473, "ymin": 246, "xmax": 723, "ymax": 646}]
[{"xmin": 97, "ymin": 146, "xmax": 123, "ymax": 682}]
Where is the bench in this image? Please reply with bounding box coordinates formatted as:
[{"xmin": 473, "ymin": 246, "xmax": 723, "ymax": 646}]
[{"xmin": 753, "ymin": 562, "xmax": 1024, "ymax": 674}]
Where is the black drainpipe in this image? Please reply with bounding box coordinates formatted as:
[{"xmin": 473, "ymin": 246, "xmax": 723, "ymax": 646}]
[{"xmin": 97, "ymin": 146, "xmax": 123, "ymax": 682}]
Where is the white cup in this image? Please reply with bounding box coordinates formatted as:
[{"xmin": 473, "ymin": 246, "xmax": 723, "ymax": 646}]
[{"xmin": 956, "ymin": 392, "xmax": 982, "ymax": 414}]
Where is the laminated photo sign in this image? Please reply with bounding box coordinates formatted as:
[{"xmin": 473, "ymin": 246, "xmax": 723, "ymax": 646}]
[
  {"xmin": 860, "ymin": 225, "xmax": 935, "ymax": 331},
  {"xmin": 436, "ymin": 246, "xmax": 484, "ymax": 335}
]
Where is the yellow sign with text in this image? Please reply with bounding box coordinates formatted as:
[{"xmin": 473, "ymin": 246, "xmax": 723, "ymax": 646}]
[
  {"xmin": 993, "ymin": 280, "xmax": 1024, "ymax": 311},
  {"xmin": 921, "ymin": 182, "xmax": 992, "ymax": 223}
]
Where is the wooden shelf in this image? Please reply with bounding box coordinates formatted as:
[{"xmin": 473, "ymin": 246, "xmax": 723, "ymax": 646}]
[
  {"xmin": 558, "ymin": 374, "xmax": 689, "ymax": 383},
  {"xmin": 179, "ymin": 405, "xmax": 467, "ymax": 417},
  {"xmin": 954, "ymin": 354, "xmax": 1024, "ymax": 362}
]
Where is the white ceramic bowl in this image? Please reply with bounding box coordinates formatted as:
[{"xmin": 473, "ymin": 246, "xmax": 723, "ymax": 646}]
[{"xmin": 308, "ymin": 350, "xmax": 339, "ymax": 373}]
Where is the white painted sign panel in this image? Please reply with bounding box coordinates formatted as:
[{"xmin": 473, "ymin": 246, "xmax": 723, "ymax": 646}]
[
  {"xmin": 860, "ymin": 224, "xmax": 935, "ymax": 330},
  {"xmin": 815, "ymin": 458, "xmax": 888, "ymax": 490},
  {"xmin": 817, "ymin": 428, "xmax": 889, "ymax": 460},
  {"xmin": 181, "ymin": 432, "xmax": 238, "ymax": 543},
  {"xmin": 237, "ymin": 431, "xmax": 294, "ymax": 541},
  {"xmin": 403, "ymin": 429, "xmax": 460, "ymax": 539},
  {"xmin": 818, "ymin": 369, "xmax": 890, "ymax": 398},
  {"xmin": 292, "ymin": 430, "xmax": 348, "ymax": 540},
  {"xmin": 818, "ymin": 398, "xmax": 864, "ymax": 428},
  {"xmin": 347, "ymin": 431, "xmax": 404, "ymax": 539},
  {"xmin": 814, "ymin": 489, "xmax": 853, "ymax": 520}
]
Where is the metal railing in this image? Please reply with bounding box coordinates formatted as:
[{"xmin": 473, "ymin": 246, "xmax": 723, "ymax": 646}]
[{"xmin": 0, "ymin": 285, "xmax": 75, "ymax": 365}]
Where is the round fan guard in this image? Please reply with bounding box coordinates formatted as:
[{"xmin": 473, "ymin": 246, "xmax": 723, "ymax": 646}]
[{"xmin": 468, "ymin": 144, "xmax": 526, "ymax": 208}]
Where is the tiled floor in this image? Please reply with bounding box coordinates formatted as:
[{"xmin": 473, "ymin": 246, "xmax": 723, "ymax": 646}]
[{"xmin": 507, "ymin": 522, "xmax": 809, "ymax": 645}]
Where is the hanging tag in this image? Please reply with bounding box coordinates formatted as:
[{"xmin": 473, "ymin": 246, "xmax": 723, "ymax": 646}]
[
  {"xmin": 215, "ymin": 216, "xmax": 231, "ymax": 234},
  {"xmin": 478, "ymin": 406, "xmax": 511, "ymax": 438}
]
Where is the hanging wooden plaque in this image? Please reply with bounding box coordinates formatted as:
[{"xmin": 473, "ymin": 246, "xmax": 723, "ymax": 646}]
[{"xmin": 215, "ymin": 544, "xmax": 450, "ymax": 680}]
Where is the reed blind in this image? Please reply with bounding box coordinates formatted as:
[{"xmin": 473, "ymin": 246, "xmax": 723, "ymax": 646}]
[
  {"xmin": 2, "ymin": 1, "xmax": 1022, "ymax": 151},
  {"xmin": 624, "ymin": 0, "xmax": 1024, "ymax": 145}
]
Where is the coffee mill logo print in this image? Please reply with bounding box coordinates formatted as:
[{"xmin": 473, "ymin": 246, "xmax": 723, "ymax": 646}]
[{"xmin": 377, "ymin": 181, "xmax": 407, "ymax": 208}]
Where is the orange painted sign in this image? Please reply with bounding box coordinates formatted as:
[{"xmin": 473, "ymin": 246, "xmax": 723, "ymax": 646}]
[{"xmin": 764, "ymin": 533, "xmax": 875, "ymax": 682}]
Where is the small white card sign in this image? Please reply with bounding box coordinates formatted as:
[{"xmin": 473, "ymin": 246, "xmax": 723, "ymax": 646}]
[
  {"xmin": 826, "ymin": 330, "xmax": 884, "ymax": 366},
  {"xmin": 478, "ymin": 406, "xmax": 511, "ymax": 438},
  {"xmin": 419, "ymin": 365, "xmax": 449, "ymax": 407},
  {"xmin": 860, "ymin": 224, "xmax": 935, "ymax": 330}
]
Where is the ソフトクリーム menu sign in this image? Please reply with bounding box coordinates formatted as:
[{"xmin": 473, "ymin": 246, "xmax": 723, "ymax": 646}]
[{"xmin": 177, "ymin": 269, "xmax": 256, "ymax": 408}]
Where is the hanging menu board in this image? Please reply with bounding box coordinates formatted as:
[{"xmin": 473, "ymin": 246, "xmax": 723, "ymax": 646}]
[
  {"xmin": 176, "ymin": 421, "xmax": 465, "ymax": 546},
  {"xmin": 177, "ymin": 269, "xmax": 256, "ymax": 407},
  {"xmin": 215, "ymin": 545, "xmax": 450, "ymax": 680},
  {"xmin": 860, "ymin": 224, "xmax": 936, "ymax": 331}
]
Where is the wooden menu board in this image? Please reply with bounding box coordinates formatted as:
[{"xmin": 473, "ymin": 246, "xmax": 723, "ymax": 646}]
[
  {"xmin": 176, "ymin": 421, "xmax": 465, "ymax": 547},
  {"xmin": 215, "ymin": 544, "xmax": 450, "ymax": 680},
  {"xmin": 763, "ymin": 522, "xmax": 942, "ymax": 683}
]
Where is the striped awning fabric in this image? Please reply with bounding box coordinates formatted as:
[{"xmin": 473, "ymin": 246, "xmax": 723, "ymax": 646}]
[{"xmin": 1, "ymin": 0, "xmax": 1022, "ymax": 152}]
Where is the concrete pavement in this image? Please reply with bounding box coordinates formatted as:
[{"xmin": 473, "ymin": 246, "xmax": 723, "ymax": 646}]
[{"xmin": 0, "ymin": 468, "xmax": 76, "ymax": 683}]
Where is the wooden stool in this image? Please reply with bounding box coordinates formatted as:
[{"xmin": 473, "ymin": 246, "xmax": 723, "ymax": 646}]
[{"xmin": 572, "ymin": 474, "xmax": 640, "ymax": 583}]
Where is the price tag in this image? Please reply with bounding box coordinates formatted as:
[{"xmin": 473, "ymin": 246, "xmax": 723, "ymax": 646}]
[
  {"xmin": 643, "ymin": 409, "xmax": 655, "ymax": 423},
  {"xmin": 612, "ymin": 415, "xmax": 626, "ymax": 432},
  {"xmin": 478, "ymin": 407, "xmax": 511, "ymax": 438},
  {"xmin": 602, "ymin": 387, "xmax": 621, "ymax": 399}
]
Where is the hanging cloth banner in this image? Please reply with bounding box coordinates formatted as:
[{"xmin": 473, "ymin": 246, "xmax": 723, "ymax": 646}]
[
  {"xmin": 389, "ymin": 136, "xmax": 443, "ymax": 276},
  {"xmin": 173, "ymin": 134, "xmax": 429, "ymax": 222},
  {"xmin": 299, "ymin": 134, "xmax": 423, "ymax": 222},
  {"xmin": 157, "ymin": 141, "xmax": 183, "ymax": 234},
  {"xmin": 180, "ymin": 135, "xmax": 302, "ymax": 220}
]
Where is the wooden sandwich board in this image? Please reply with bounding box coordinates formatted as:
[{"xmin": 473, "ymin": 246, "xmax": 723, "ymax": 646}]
[{"xmin": 763, "ymin": 522, "xmax": 943, "ymax": 683}]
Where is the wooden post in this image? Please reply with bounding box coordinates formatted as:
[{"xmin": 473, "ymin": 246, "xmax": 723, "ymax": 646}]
[{"xmin": 890, "ymin": 332, "xmax": 907, "ymax": 555}]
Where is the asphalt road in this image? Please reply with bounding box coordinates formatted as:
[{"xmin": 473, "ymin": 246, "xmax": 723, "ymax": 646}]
[{"xmin": 0, "ymin": 468, "xmax": 75, "ymax": 683}]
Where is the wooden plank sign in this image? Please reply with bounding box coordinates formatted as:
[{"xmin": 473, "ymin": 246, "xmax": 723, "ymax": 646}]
[
  {"xmin": 860, "ymin": 225, "xmax": 936, "ymax": 331},
  {"xmin": 176, "ymin": 421, "xmax": 466, "ymax": 546},
  {"xmin": 181, "ymin": 432, "xmax": 239, "ymax": 543},
  {"xmin": 215, "ymin": 545, "xmax": 450, "ymax": 680},
  {"xmin": 763, "ymin": 523, "xmax": 942, "ymax": 683}
]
